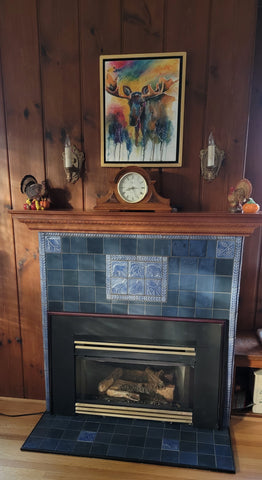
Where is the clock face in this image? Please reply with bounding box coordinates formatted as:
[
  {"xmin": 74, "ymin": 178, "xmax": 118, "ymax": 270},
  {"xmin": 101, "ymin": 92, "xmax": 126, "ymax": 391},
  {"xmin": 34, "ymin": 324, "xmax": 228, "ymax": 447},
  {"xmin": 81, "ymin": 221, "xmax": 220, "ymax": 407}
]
[{"xmin": 117, "ymin": 172, "xmax": 148, "ymax": 203}]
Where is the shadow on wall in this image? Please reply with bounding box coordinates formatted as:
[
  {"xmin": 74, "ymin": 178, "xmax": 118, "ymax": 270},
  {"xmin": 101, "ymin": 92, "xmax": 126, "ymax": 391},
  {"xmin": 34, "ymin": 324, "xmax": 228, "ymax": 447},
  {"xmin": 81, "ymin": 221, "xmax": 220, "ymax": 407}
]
[{"xmin": 49, "ymin": 188, "xmax": 73, "ymax": 210}]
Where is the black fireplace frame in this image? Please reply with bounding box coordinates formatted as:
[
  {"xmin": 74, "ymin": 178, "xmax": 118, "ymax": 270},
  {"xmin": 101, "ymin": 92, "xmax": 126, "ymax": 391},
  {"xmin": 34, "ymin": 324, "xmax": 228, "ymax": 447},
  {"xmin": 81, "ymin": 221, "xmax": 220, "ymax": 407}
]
[{"xmin": 48, "ymin": 312, "xmax": 228, "ymax": 429}]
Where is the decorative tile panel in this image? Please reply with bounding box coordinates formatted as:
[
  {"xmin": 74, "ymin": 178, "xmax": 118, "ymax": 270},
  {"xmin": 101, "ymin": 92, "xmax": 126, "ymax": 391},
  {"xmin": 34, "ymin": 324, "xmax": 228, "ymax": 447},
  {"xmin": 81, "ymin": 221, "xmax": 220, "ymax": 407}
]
[
  {"xmin": 216, "ymin": 240, "xmax": 235, "ymax": 258},
  {"xmin": 106, "ymin": 255, "xmax": 168, "ymax": 302},
  {"xmin": 45, "ymin": 235, "xmax": 61, "ymax": 253}
]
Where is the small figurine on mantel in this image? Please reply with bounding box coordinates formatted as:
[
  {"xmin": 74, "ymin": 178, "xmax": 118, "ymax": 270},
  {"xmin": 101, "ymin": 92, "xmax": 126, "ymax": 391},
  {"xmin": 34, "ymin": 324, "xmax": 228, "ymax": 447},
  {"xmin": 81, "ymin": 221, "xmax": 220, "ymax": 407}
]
[
  {"xmin": 20, "ymin": 175, "xmax": 51, "ymax": 210},
  {"xmin": 227, "ymin": 178, "xmax": 260, "ymax": 213}
]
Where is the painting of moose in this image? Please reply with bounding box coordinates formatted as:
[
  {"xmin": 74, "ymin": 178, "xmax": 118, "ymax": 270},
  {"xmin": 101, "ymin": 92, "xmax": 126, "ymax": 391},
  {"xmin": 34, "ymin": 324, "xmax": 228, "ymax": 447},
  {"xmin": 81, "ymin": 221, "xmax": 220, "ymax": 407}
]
[{"xmin": 100, "ymin": 53, "xmax": 186, "ymax": 166}]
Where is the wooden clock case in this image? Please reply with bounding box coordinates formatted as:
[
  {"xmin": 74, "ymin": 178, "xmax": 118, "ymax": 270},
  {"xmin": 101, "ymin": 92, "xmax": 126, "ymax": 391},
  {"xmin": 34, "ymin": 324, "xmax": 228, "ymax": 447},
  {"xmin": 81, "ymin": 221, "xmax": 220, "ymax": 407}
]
[{"xmin": 95, "ymin": 166, "xmax": 171, "ymax": 212}]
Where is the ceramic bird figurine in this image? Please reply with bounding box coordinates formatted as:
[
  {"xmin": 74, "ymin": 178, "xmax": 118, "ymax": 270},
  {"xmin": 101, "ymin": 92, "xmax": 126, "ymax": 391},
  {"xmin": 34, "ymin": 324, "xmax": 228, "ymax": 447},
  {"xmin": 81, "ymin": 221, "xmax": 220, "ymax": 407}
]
[
  {"xmin": 228, "ymin": 178, "xmax": 259, "ymax": 213},
  {"xmin": 20, "ymin": 175, "xmax": 51, "ymax": 210}
]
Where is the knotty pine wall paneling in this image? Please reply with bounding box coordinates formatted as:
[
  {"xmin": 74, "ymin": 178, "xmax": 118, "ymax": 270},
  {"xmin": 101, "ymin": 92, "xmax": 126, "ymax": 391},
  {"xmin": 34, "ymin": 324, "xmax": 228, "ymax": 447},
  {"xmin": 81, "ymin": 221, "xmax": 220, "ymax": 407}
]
[
  {"xmin": 0, "ymin": 60, "xmax": 24, "ymax": 397},
  {"xmin": 0, "ymin": 0, "xmax": 45, "ymax": 398},
  {"xmin": 165, "ymin": 0, "xmax": 210, "ymax": 212},
  {"xmin": 80, "ymin": 0, "xmax": 122, "ymax": 210},
  {"xmin": 201, "ymin": 0, "xmax": 257, "ymax": 211},
  {"xmin": 0, "ymin": 0, "xmax": 45, "ymax": 209},
  {"xmin": 237, "ymin": 229, "xmax": 262, "ymax": 330},
  {"xmin": 38, "ymin": 0, "xmax": 84, "ymax": 210},
  {"xmin": 13, "ymin": 225, "xmax": 45, "ymax": 399},
  {"xmin": 246, "ymin": 3, "xmax": 262, "ymax": 205},
  {"xmin": 239, "ymin": 1, "xmax": 262, "ymax": 331},
  {"xmin": 122, "ymin": 0, "xmax": 165, "ymax": 54}
]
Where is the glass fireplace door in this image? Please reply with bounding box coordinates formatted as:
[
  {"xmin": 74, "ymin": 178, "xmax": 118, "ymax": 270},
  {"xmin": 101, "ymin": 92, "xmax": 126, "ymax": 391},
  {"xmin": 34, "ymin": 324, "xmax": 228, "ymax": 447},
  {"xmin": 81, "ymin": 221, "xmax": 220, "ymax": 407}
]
[{"xmin": 74, "ymin": 339, "xmax": 195, "ymax": 423}]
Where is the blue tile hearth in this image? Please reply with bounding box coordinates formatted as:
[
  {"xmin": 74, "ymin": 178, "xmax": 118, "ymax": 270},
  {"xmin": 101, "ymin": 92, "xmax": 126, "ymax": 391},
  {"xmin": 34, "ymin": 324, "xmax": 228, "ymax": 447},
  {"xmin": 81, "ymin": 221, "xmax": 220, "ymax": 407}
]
[{"xmin": 21, "ymin": 413, "xmax": 235, "ymax": 473}]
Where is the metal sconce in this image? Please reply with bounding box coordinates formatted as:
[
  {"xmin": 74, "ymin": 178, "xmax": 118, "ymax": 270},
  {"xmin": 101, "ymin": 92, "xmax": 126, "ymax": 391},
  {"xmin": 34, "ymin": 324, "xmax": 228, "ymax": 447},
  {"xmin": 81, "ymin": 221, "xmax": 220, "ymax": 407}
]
[
  {"xmin": 62, "ymin": 135, "xmax": 85, "ymax": 184},
  {"xmin": 200, "ymin": 133, "xmax": 224, "ymax": 181}
]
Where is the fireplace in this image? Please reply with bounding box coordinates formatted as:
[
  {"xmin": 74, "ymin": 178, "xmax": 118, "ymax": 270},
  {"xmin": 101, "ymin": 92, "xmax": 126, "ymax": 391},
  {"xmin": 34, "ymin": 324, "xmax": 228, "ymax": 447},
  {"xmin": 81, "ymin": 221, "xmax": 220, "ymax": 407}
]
[
  {"xmin": 16, "ymin": 211, "xmax": 260, "ymax": 472},
  {"xmin": 38, "ymin": 229, "xmax": 243, "ymax": 431},
  {"xmin": 50, "ymin": 313, "xmax": 227, "ymax": 429}
]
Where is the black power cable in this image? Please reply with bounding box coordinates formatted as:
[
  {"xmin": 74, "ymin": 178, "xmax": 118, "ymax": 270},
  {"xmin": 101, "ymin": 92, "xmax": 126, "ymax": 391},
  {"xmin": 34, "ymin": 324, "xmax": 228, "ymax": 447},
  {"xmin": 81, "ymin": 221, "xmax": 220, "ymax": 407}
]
[{"xmin": 0, "ymin": 411, "xmax": 45, "ymax": 417}]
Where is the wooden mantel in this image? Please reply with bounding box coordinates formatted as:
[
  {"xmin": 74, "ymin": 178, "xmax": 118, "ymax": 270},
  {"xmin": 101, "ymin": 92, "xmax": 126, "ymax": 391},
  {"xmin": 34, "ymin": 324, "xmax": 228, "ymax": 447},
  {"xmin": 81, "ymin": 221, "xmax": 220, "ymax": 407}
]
[{"xmin": 9, "ymin": 210, "xmax": 262, "ymax": 236}]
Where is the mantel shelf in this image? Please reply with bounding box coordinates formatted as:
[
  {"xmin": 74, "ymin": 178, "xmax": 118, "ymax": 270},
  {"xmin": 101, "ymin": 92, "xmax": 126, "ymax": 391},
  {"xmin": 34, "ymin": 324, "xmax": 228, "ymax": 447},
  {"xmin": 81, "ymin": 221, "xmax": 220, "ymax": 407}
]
[{"xmin": 9, "ymin": 210, "xmax": 262, "ymax": 236}]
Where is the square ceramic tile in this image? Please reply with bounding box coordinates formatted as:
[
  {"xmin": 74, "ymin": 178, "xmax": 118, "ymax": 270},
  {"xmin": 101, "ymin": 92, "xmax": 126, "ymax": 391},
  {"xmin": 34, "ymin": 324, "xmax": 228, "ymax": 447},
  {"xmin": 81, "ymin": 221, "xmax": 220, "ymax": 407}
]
[
  {"xmin": 216, "ymin": 240, "xmax": 235, "ymax": 258},
  {"xmin": 45, "ymin": 236, "xmax": 61, "ymax": 253}
]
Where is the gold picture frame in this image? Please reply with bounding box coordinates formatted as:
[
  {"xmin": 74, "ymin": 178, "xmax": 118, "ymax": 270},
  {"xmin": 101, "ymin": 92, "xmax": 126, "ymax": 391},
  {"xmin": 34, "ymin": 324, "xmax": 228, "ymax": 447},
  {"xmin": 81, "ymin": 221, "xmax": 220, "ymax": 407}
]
[{"xmin": 100, "ymin": 52, "xmax": 186, "ymax": 167}]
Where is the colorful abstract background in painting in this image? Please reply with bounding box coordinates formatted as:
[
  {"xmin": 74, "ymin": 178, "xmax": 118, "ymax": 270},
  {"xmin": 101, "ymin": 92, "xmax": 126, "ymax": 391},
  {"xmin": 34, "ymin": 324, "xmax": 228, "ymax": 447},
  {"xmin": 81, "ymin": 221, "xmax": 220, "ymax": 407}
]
[{"xmin": 104, "ymin": 57, "xmax": 181, "ymax": 164}]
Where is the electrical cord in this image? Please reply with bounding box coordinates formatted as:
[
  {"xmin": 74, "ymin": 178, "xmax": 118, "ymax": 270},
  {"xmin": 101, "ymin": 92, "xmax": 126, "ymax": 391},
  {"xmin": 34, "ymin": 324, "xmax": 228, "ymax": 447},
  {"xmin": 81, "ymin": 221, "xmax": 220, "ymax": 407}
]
[
  {"xmin": 231, "ymin": 403, "xmax": 254, "ymax": 412},
  {"xmin": 0, "ymin": 411, "xmax": 46, "ymax": 417}
]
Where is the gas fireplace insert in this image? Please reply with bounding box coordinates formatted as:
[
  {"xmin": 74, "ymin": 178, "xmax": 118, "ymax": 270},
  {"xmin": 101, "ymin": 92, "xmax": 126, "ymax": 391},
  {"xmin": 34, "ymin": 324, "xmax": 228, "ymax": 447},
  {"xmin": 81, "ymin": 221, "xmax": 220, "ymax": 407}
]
[{"xmin": 49, "ymin": 313, "xmax": 227, "ymax": 429}]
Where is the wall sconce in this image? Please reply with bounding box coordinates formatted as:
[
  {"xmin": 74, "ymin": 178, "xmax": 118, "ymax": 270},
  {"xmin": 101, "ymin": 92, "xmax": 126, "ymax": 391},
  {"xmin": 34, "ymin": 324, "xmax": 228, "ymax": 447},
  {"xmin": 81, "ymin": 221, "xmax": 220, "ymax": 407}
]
[
  {"xmin": 62, "ymin": 135, "xmax": 85, "ymax": 184},
  {"xmin": 200, "ymin": 133, "xmax": 224, "ymax": 181}
]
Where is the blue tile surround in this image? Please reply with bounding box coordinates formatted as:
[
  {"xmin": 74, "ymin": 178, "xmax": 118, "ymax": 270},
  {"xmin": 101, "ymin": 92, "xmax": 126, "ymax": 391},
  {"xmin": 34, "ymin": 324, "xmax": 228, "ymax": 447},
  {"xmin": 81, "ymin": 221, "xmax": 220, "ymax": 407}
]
[
  {"xmin": 21, "ymin": 413, "xmax": 235, "ymax": 473},
  {"xmin": 39, "ymin": 233, "xmax": 243, "ymax": 428}
]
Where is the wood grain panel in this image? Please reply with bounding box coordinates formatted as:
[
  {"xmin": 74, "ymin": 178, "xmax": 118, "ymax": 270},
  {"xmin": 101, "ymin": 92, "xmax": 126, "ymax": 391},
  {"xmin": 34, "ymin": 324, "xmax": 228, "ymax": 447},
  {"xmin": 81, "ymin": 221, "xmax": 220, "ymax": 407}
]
[
  {"xmin": 10, "ymin": 210, "xmax": 262, "ymax": 237},
  {"xmin": 0, "ymin": 59, "xmax": 24, "ymax": 397},
  {"xmin": 38, "ymin": 0, "xmax": 84, "ymax": 210},
  {"xmin": 0, "ymin": 0, "xmax": 45, "ymax": 209},
  {"xmin": 164, "ymin": 0, "xmax": 210, "ymax": 211},
  {"xmin": 245, "ymin": 4, "xmax": 262, "ymax": 205},
  {"xmin": 237, "ymin": 229, "xmax": 262, "ymax": 331},
  {"xmin": 0, "ymin": 0, "xmax": 45, "ymax": 398},
  {"xmin": 122, "ymin": 0, "xmax": 165, "ymax": 54},
  {"xmin": 254, "ymin": 244, "xmax": 262, "ymax": 328},
  {"xmin": 13, "ymin": 220, "xmax": 45, "ymax": 399},
  {"xmin": 80, "ymin": 0, "xmax": 122, "ymax": 209},
  {"xmin": 201, "ymin": 0, "xmax": 257, "ymax": 211},
  {"xmin": 245, "ymin": 5, "xmax": 262, "ymax": 330}
]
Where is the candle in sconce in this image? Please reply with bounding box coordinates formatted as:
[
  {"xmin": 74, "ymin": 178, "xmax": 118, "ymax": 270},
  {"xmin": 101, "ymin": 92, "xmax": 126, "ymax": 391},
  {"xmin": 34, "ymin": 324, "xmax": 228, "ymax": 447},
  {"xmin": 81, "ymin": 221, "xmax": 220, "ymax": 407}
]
[
  {"xmin": 207, "ymin": 132, "xmax": 215, "ymax": 167},
  {"xmin": 64, "ymin": 135, "xmax": 73, "ymax": 168}
]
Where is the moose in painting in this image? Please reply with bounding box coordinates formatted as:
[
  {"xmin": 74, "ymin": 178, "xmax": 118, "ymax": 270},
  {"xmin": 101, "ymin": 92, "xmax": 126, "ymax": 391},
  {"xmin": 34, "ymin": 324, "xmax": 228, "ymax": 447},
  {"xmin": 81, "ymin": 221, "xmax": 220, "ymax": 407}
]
[
  {"xmin": 106, "ymin": 74, "xmax": 175, "ymax": 150},
  {"xmin": 101, "ymin": 55, "xmax": 185, "ymax": 165}
]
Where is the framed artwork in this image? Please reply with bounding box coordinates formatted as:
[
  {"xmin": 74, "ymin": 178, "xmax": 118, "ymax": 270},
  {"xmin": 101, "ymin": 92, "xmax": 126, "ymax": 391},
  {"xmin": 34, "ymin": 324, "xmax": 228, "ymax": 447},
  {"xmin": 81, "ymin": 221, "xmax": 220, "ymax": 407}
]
[{"xmin": 100, "ymin": 52, "xmax": 186, "ymax": 167}]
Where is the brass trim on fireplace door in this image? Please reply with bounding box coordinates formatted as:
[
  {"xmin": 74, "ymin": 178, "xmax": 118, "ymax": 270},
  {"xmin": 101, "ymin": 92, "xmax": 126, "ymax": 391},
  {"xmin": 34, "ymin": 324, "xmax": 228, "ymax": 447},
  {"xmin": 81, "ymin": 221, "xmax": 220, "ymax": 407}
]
[
  {"xmin": 74, "ymin": 341, "xmax": 196, "ymax": 357},
  {"xmin": 74, "ymin": 340, "xmax": 195, "ymax": 423},
  {"xmin": 75, "ymin": 403, "xmax": 193, "ymax": 423}
]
